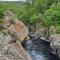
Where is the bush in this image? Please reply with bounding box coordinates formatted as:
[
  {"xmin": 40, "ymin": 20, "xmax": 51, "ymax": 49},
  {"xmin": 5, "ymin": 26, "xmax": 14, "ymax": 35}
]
[{"xmin": 44, "ymin": 3, "xmax": 60, "ymax": 33}]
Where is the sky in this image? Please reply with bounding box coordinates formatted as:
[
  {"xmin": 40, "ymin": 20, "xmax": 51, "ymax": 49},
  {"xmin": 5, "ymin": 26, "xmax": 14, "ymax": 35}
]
[{"xmin": 0, "ymin": 0, "xmax": 25, "ymax": 1}]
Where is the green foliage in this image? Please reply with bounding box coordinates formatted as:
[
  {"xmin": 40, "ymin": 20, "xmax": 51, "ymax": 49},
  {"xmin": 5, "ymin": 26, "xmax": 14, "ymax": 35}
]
[
  {"xmin": 44, "ymin": 3, "xmax": 60, "ymax": 33},
  {"xmin": 56, "ymin": 25, "xmax": 60, "ymax": 33},
  {"xmin": 0, "ymin": 1, "xmax": 58, "ymax": 25},
  {"xmin": 0, "ymin": 1, "xmax": 60, "ymax": 33},
  {"xmin": 0, "ymin": 9, "xmax": 4, "ymax": 18},
  {"xmin": 0, "ymin": 19, "xmax": 3, "ymax": 31}
]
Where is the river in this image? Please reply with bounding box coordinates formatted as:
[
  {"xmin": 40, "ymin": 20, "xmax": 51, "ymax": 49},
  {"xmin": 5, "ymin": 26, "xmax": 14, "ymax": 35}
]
[{"xmin": 22, "ymin": 37, "xmax": 60, "ymax": 60}]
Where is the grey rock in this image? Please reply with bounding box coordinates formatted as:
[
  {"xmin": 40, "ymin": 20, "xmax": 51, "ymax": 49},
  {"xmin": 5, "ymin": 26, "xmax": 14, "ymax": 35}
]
[
  {"xmin": 2, "ymin": 41, "xmax": 32, "ymax": 60},
  {"xmin": 0, "ymin": 32, "xmax": 12, "ymax": 46},
  {"xmin": 50, "ymin": 34, "xmax": 60, "ymax": 58},
  {"xmin": 0, "ymin": 32, "xmax": 32, "ymax": 60}
]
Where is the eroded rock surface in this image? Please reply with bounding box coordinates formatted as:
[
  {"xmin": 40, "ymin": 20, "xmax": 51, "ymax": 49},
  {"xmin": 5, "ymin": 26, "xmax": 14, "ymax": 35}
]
[
  {"xmin": 3, "ymin": 10, "xmax": 29, "ymax": 42},
  {"xmin": 0, "ymin": 11, "xmax": 32, "ymax": 60},
  {"xmin": 7, "ymin": 20, "xmax": 29, "ymax": 41},
  {"xmin": 50, "ymin": 34, "xmax": 60, "ymax": 57},
  {"xmin": 0, "ymin": 32, "xmax": 32, "ymax": 60},
  {"xmin": 0, "ymin": 32, "xmax": 11, "ymax": 47}
]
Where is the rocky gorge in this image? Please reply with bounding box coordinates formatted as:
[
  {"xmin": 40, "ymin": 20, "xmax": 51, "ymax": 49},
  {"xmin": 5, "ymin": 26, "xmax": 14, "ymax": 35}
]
[{"xmin": 0, "ymin": 11, "xmax": 60, "ymax": 60}]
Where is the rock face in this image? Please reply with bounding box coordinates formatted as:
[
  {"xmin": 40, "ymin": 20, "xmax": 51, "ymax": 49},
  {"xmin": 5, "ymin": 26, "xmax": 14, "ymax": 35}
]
[
  {"xmin": 3, "ymin": 10, "xmax": 29, "ymax": 42},
  {"xmin": 2, "ymin": 41, "xmax": 32, "ymax": 60},
  {"xmin": 0, "ymin": 32, "xmax": 11, "ymax": 46},
  {"xmin": 0, "ymin": 11, "xmax": 32, "ymax": 60},
  {"xmin": 0, "ymin": 32, "xmax": 32, "ymax": 60},
  {"xmin": 49, "ymin": 25, "xmax": 60, "ymax": 57},
  {"xmin": 34, "ymin": 23, "xmax": 50, "ymax": 41},
  {"xmin": 50, "ymin": 34, "xmax": 60, "ymax": 57},
  {"xmin": 33, "ymin": 24, "xmax": 60, "ymax": 58},
  {"xmin": 49, "ymin": 25, "xmax": 56, "ymax": 34},
  {"xmin": 7, "ymin": 20, "xmax": 29, "ymax": 41}
]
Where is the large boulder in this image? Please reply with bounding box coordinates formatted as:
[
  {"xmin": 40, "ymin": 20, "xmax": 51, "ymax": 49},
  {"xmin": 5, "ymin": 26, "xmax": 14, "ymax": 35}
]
[
  {"xmin": 7, "ymin": 20, "xmax": 29, "ymax": 42},
  {"xmin": 2, "ymin": 41, "xmax": 32, "ymax": 60},
  {"xmin": 0, "ymin": 32, "xmax": 32, "ymax": 60},
  {"xmin": 50, "ymin": 34, "xmax": 60, "ymax": 58},
  {"xmin": 3, "ymin": 11, "xmax": 29, "ymax": 42}
]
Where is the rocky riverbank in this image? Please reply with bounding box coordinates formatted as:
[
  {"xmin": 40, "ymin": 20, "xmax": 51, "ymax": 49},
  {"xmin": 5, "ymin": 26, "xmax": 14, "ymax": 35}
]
[
  {"xmin": 0, "ymin": 11, "xmax": 32, "ymax": 60},
  {"xmin": 0, "ymin": 10, "xmax": 60, "ymax": 60},
  {"xmin": 0, "ymin": 32, "xmax": 32, "ymax": 60},
  {"xmin": 22, "ymin": 37, "xmax": 60, "ymax": 60},
  {"xmin": 32, "ymin": 24, "xmax": 60, "ymax": 58}
]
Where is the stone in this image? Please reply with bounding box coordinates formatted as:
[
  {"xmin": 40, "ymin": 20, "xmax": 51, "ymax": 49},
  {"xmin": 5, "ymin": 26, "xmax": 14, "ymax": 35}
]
[
  {"xmin": 49, "ymin": 34, "xmax": 60, "ymax": 42},
  {"xmin": 0, "ymin": 32, "xmax": 32, "ymax": 60},
  {"xmin": 49, "ymin": 25, "xmax": 56, "ymax": 34},
  {"xmin": 50, "ymin": 40, "xmax": 60, "ymax": 49},
  {"xmin": 50, "ymin": 34, "xmax": 60, "ymax": 49},
  {"xmin": 0, "ymin": 32, "xmax": 12, "ymax": 46},
  {"xmin": 36, "ymin": 28, "xmax": 46, "ymax": 37},
  {"xmin": 1, "ymin": 11, "xmax": 32, "ymax": 60},
  {"xmin": 3, "ymin": 11, "xmax": 29, "ymax": 42},
  {"xmin": 7, "ymin": 20, "xmax": 29, "ymax": 42},
  {"xmin": 50, "ymin": 34, "xmax": 60, "ymax": 58},
  {"xmin": 2, "ymin": 41, "xmax": 32, "ymax": 60},
  {"xmin": 3, "ymin": 16, "xmax": 11, "ymax": 29}
]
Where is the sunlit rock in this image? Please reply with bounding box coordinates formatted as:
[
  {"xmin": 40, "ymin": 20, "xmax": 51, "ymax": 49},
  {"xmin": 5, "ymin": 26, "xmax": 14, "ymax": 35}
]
[
  {"xmin": 0, "ymin": 32, "xmax": 32, "ymax": 60},
  {"xmin": 2, "ymin": 41, "xmax": 32, "ymax": 60},
  {"xmin": 0, "ymin": 32, "xmax": 12, "ymax": 46},
  {"xmin": 49, "ymin": 25, "xmax": 56, "ymax": 34},
  {"xmin": 3, "ymin": 11, "xmax": 29, "ymax": 42},
  {"xmin": 50, "ymin": 34, "xmax": 60, "ymax": 58}
]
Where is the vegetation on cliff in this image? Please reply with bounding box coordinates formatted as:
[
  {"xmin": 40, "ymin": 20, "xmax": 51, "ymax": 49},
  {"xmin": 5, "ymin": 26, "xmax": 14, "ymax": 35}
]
[{"xmin": 0, "ymin": 0, "xmax": 60, "ymax": 33}]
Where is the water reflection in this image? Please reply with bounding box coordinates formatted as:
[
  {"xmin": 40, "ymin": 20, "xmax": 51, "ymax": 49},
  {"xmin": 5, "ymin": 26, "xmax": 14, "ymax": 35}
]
[{"xmin": 22, "ymin": 38, "xmax": 60, "ymax": 60}]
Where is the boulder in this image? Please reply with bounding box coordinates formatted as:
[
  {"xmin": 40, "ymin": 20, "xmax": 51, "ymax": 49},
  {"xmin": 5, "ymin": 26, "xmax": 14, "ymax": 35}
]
[
  {"xmin": 49, "ymin": 25, "xmax": 56, "ymax": 34},
  {"xmin": 3, "ymin": 11, "xmax": 29, "ymax": 42},
  {"xmin": 36, "ymin": 28, "xmax": 47, "ymax": 38},
  {"xmin": 0, "ymin": 32, "xmax": 12, "ymax": 46},
  {"xmin": 0, "ymin": 32, "xmax": 32, "ymax": 60},
  {"xmin": 49, "ymin": 34, "xmax": 60, "ymax": 44},
  {"xmin": 3, "ymin": 16, "xmax": 11, "ymax": 29},
  {"xmin": 50, "ymin": 34, "xmax": 60, "ymax": 58},
  {"xmin": 7, "ymin": 20, "xmax": 29, "ymax": 42},
  {"xmin": 2, "ymin": 41, "xmax": 32, "ymax": 60}
]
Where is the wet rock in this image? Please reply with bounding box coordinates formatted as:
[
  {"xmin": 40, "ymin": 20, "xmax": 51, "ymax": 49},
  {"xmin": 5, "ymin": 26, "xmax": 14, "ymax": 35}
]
[
  {"xmin": 35, "ymin": 25, "xmax": 56, "ymax": 41},
  {"xmin": 36, "ymin": 27, "xmax": 46, "ymax": 38},
  {"xmin": 35, "ymin": 28, "xmax": 50, "ymax": 42},
  {"xmin": 35, "ymin": 24, "xmax": 50, "ymax": 40},
  {"xmin": 0, "ymin": 32, "xmax": 32, "ymax": 60},
  {"xmin": 22, "ymin": 38, "xmax": 60, "ymax": 60},
  {"xmin": 49, "ymin": 25, "xmax": 56, "ymax": 34},
  {"xmin": 50, "ymin": 34, "xmax": 60, "ymax": 58}
]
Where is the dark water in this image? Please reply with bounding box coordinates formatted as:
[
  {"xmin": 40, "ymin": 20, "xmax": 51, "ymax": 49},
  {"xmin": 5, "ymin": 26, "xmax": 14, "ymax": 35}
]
[{"xmin": 22, "ymin": 38, "xmax": 60, "ymax": 60}]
